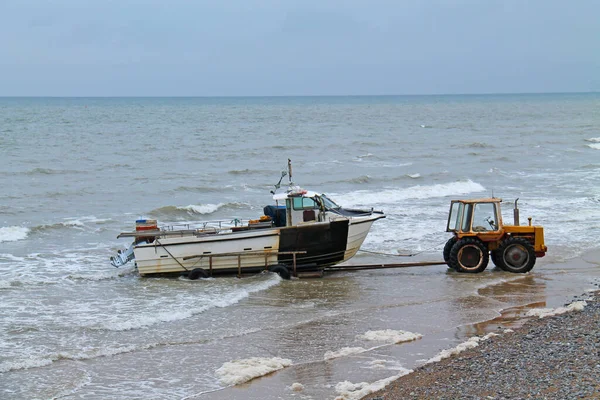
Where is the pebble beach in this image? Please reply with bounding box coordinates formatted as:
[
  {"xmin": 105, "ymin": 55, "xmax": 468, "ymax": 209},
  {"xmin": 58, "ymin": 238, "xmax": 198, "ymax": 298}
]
[{"xmin": 362, "ymin": 286, "xmax": 600, "ymax": 400}]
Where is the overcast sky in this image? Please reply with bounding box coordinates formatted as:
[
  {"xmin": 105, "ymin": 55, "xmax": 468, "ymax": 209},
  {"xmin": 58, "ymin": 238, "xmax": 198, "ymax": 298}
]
[{"xmin": 1, "ymin": 0, "xmax": 598, "ymax": 96}]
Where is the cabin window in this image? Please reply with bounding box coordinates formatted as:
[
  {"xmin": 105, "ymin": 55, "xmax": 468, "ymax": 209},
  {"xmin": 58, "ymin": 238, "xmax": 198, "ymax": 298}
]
[
  {"xmin": 448, "ymin": 202, "xmax": 462, "ymax": 231},
  {"xmin": 461, "ymin": 204, "xmax": 473, "ymax": 232},
  {"xmin": 292, "ymin": 197, "xmax": 318, "ymax": 210},
  {"xmin": 472, "ymin": 203, "xmax": 498, "ymax": 231}
]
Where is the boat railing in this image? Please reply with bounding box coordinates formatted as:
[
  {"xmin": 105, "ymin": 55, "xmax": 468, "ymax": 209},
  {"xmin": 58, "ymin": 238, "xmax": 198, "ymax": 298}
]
[
  {"xmin": 163, "ymin": 218, "xmax": 246, "ymax": 232},
  {"xmin": 117, "ymin": 218, "xmax": 263, "ymax": 239}
]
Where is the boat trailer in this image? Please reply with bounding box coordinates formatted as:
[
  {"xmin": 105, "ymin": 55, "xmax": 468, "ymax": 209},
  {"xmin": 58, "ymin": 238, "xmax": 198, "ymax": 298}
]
[
  {"xmin": 325, "ymin": 260, "xmax": 447, "ymax": 272},
  {"xmin": 179, "ymin": 249, "xmax": 446, "ymax": 279}
]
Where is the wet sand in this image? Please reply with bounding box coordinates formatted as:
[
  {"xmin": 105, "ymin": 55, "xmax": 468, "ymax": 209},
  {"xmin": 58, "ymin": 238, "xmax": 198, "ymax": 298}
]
[{"xmin": 362, "ymin": 250, "xmax": 600, "ymax": 400}]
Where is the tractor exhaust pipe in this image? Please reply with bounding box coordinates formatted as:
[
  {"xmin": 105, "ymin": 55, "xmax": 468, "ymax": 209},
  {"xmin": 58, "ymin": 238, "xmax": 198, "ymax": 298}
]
[{"xmin": 513, "ymin": 198, "xmax": 520, "ymax": 226}]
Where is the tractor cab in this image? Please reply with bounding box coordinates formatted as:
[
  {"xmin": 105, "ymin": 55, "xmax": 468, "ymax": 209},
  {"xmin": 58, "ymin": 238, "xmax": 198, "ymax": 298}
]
[{"xmin": 447, "ymin": 198, "xmax": 502, "ymax": 234}]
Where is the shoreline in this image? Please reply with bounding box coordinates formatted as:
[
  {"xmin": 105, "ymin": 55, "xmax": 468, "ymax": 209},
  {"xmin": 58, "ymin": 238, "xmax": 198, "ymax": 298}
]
[{"xmin": 361, "ymin": 284, "xmax": 600, "ymax": 399}]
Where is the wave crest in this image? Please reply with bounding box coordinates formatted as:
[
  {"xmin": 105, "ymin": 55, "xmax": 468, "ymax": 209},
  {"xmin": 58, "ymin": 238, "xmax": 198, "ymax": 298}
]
[
  {"xmin": 149, "ymin": 203, "xmax": 226, "ymax": 220},
  {"xmin": 338, "ymin": 179, "xmax": 486, "ymax": 207}
]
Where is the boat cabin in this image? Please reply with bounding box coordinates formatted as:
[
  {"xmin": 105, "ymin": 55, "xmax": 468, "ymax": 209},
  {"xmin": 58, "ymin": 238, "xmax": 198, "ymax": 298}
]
[{"xmin": 265, "ymin": 188, "xmax": 341, "ymax": 227}]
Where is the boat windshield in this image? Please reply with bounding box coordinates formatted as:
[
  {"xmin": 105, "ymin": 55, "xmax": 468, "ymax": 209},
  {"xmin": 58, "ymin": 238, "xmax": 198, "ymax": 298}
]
[{"xmin": 320, "ymin": 194, "xmax": 340, "ymax": 209}]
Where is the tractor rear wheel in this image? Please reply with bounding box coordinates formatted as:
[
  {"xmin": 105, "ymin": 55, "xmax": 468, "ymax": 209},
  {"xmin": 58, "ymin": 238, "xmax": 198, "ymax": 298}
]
[
  {"xmin": 496, "ymin": 237, "xmax": 536, "ymax": 273},
  {"xmin": 443, "ymin": 237, "xmax": 457, "ymax": 269},
  {"xmin": 449, "ymin": 237, "xmax": 489, "ymax": 273}
]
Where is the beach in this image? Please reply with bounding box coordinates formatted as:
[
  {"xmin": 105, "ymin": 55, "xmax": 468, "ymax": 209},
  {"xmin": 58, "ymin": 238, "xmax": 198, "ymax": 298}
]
[{"xmin": 362, "ymin": 255, "xmax": 600, "ymax": 400}]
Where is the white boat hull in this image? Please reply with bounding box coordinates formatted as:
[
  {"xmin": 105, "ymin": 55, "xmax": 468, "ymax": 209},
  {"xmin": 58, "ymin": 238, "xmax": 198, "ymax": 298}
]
[{"xmin": 132, "ymin": 214, "xmax": 383, "ymax": 277}]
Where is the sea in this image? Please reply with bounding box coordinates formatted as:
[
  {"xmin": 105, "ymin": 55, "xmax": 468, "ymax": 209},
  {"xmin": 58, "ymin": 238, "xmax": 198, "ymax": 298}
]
[{"xmin": 1, "ymin": 93, "xmax": 599, "ymax": 400}]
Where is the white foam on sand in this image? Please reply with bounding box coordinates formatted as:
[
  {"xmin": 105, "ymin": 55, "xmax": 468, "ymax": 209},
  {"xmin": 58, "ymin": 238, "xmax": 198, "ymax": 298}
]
[
  {"xmin": 365, "ymin": 359, "xmax": 409, "ymax": 371},
  {"xmin": 427, "ymin": 332, "xmax": 499, "ymax": 364},
  {"xmin": 525, "ymin": 300, "xmax": 587, "ymax": 318},
  {"xmin": 0, "ymin": 226, "xmax": 29, "ymax": 242},
  {"xmin": 215, "ymin": 357, "xmax": 292, "ymax": 386},
  {"xmin": 324, "ymin": 347, "xmax": 367, "ymax": 360},
  {"xmin": 334, "ymin": 370, "xmax": 411, "ymax": 400},
  {"xmin": 357, "ymin": 329, "xmax": 423, "ymax": 344}
]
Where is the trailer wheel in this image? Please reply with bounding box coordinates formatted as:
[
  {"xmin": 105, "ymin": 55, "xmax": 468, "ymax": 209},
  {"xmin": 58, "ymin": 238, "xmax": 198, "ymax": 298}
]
[
  {"xmin": 449, "ymin": 238, "xmax": 489, "ymax": 273},
  {"xmin": 268, "ymin": 265, "xmax": 291, "ymax": 280},
  {"xmin": 443, "ymin": 237, "xmax": 457, "ymax": 269},
  {"xmin": 496, "ymin": 237, "xmax": 536, "ymax": 273},
  {"xmin": 188, "ymin": 268, "xmax": 209, "ymax": 280}
]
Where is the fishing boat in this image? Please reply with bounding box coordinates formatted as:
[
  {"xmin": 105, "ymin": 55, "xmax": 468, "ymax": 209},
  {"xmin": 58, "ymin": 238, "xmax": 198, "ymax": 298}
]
[{"xmin": 110, "ymin": 161, "xmax": 385, "ymax": 279}]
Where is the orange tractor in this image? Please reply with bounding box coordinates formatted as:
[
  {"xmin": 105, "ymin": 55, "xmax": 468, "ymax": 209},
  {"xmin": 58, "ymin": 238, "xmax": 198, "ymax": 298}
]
[{"xmin": 444, "ymin": 198, "xmax": 547, "ymax": 273}]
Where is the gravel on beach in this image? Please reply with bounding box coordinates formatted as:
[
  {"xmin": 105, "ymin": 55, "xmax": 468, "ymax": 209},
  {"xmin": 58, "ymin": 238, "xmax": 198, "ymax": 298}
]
[{"xmin": 362, "ymin": 290, "xmax": 600, "ymax": 400}]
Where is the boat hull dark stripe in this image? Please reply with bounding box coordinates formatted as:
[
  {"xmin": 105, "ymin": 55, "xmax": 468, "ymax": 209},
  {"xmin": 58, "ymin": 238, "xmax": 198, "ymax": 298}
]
[{"xmin": 277, "ymin": 220, "xmax": 348, "ymax": 267}]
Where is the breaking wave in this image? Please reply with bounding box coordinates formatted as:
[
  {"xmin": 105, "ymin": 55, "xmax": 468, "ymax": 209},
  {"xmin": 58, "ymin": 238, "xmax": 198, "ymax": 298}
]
[
  {"xmin": 587, "ymin": 143, "xmax": 600, "ymax": 150},
  {"xmin": 29, "ymin": 221, "xmax": 86, "ymax": 234},
  {"xmin": 0, "ymin": 226, "xmax": 30, "ymax": 243},
  {"xmin": 349, "ymin": 175, "xmax": 371, "ymax": 184},
  {"xmin": 585, "ymin": 137, "xmax": 600, "ymax": 143},
  {"xmin": 149, "ymin": 203, "xmax": 236, "ymax": 219},
  {"xmin": 337, "ymin": 179, "xmax": 486, "ymax": 207}
]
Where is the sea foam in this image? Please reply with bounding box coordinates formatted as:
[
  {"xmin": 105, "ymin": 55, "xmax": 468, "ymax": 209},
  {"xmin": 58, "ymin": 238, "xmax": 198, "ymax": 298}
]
[
  {"xmin": 357, "ymin": 329, "xmax": 423, "ymax": 344},
  {"xmin": 427, "ymin": 332, "xmax": 499, "ymax": 363},
  {"xmin": 334, "ymin": 370, "xmax": 411, "ymax": 400},
  {"xmin": 215, "ymin": 357, "xmax": 292, "ymax": 386},
  {"xmin": 0, "ymin": 226, "xmax": 29, "ymax": 242},
  {"xmin": 324, "ymin": 347, "xmax": 367, "ymax": 360},
  {"xmin": 525, "ymin": 300, "xmax": 587, "ymax": 318}
]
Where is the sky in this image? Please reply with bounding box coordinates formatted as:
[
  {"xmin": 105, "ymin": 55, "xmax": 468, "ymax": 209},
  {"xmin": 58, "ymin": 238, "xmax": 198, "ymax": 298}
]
[{"xmin": 0, "ymin": 0, "xmax": 598, "ymax": 96}]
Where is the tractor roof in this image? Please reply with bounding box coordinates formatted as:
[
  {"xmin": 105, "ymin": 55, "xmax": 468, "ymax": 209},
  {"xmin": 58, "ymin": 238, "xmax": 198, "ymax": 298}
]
[{"xmin": 453, "ymin": 198, "xmax": 502, "ymax": 204}]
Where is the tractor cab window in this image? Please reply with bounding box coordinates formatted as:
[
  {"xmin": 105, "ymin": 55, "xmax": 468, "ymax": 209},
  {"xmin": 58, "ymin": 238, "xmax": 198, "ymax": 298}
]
[
  {"xmin": 447, "ymin": 202, "xmax": 463, "ymax": 231},
  {"xmin": 472, "ymin": 203, "xmax": 498, "ymax": 231},
  {"xmin": 461, "ymin": 204, "xmax": 473, "ymax": 231}
]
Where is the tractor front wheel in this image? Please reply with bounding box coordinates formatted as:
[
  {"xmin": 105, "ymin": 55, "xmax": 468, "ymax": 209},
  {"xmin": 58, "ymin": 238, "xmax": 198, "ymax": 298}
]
[
  {"xmin": 449, "ymin": 238, "xmax": 489, "ymax": 273},
  {"xmin": 496, "ymin": 237, "xmax": 536, "ymax": 273},
  {"xmin": 443, "ymin": 237, "xmax": 458, "ymax": 269}
]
